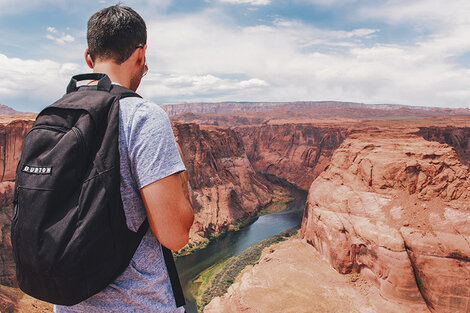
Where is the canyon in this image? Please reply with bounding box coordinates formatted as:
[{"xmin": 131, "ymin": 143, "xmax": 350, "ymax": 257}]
[
  {"xmin": 205, "ymin": 117, "xmax": 470, "ymax": 313},
  {"xmin": 171, "ymin": 122, "xmax": 287, "ymax": 253},
  {"xmin": 0, "ymin": 102, "xmax": 468, "ymax": 312}
]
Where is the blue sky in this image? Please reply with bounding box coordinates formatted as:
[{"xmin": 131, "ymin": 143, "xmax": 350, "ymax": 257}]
[{"xmin": 1, "ymin": 0, "xmax": 470, "ymax": 112}]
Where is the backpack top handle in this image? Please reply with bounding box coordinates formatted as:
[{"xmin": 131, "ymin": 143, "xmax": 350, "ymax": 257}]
[{"xmin": 66, "ymin": 73, "xmax": 112, "ymax": 94}]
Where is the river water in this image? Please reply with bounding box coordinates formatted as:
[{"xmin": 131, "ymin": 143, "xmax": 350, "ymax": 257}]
[{"xmin": 175, "ymin": 190, "xmax": 308, "ymax": 313}]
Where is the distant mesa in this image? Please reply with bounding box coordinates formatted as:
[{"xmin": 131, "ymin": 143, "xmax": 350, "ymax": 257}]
[
  {"xmin": 0, "ymin": 104, "xmax": 30, "ymax": 116},
  {"xmin": 163, "ymin": 101, "xmax": 470, "ymax": 122}
]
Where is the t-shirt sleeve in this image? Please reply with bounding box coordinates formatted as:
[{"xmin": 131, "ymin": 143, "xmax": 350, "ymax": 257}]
[{"xmin": 127, "ymin": 101, "xmax": 186, "ymax": 189}]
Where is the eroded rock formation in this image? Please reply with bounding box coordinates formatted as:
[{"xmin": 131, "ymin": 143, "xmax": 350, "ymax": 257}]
[
  {"xmin": 0, "ymin": 182, "xmax": 15, "ymax": 287},
  {"xmin": 0, "ymin": 119, "xmax": 34, "ymax": 182},
  {"xmin": 205, "ymin": 239, "xmax": 430, "ymax": 313},
  {"xmin": 301, "ymin": 127, "xmax": 470, "ymax": 313},
  {"xmin": 417, "ymin": 126, "xmax": 470, "ymax": 169},
  {"xmin": 237, "ymin": 124, "xmax": 346, "ymax": 190},
  {"xmin": 0, "ymin": 117, "xmax": 34, "ymax": 287},
  {"xmin": 172, "ymin": 122, "xmax": 285, "ymax": 244}
]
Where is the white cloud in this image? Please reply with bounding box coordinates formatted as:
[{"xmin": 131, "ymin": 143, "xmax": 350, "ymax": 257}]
[
  {"xmin": 47, "ymin": 26, "xmax": 57, "ymax": 33},
  {"xmin": 46, "ymin": 27, "xmax": 75, "ymax": 45},
  {"xmin": 296, "ymin": 0, "xmax": 359, "ymax": 6},
  {"xmin": 219, "ymin": 0, "xmax": 271, "ymax": 5},
  {"xmin": 3, "ymin": 1, "xmax": 470, "ymax": 110},
  {"xmin": 0, "ymin": 54, "xmax": 88, "ymax": 106},
  {"xmin": 360, "ymin": 0, "xmax": 470, "ymax": 28},
  {"xmin": 140, "ymin": 74, "xmax": 268, "ymax": 100},
  {"xmin": 136, "ymin": 9, "xmax": 470, "ymax": 107}
]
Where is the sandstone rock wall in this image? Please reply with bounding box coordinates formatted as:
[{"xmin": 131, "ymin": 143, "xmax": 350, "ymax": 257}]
[
  {"xmin": 301, "ymin": 128, "xmax": 470, "ymax": 313},
  {"xmin": 0, "ymin": 118, "xmax": 33, "ymax": 286},
  {"xmin": 0, "ymin": 182, "xmax": 15, "ymax": 287},
  {"xmin": 417, "ymin": 126, "xmax": 470, "ymax": 169},
  {"xmin": 172, "ymin": 122, "xmax": 283, "ymax": 240},
  {"xmin": 0, "ymin": 120, "xmax": 33, "ymax": 182},
  {"xmin": 237, "ymin": 124, "xmax": 347, "ymax": 190}
]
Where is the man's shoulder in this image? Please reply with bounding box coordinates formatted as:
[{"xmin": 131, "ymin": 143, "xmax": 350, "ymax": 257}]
[{"xmin": 119, "ymin": 97, "xmax": 169, "ymax": 123}]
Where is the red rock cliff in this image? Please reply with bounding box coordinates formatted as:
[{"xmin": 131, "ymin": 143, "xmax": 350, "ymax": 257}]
[
  {"xmin": 0, "ymin": 182, "xmax": 15, "ymax": 287},
  {"xmin": 301, "ymin": 127, "xmax": 470, "ymax": 313},
  {"xmin": 237, "ymin": 124, "xmax": 347, "ymax": 190},
  {"xmin": 416, "ymin": 126, "xmax": 470, "ymax": 169},
  {"xmin": 0, "ymin": 118, "xmax": 34, "ymax": 287},
  {"xmin": 172, "ymin": 122, "xmax": 284, "ymax": 243},
  {"xmin": 0, "ymin": 119, "xmax": 34, "ymax": 182}
]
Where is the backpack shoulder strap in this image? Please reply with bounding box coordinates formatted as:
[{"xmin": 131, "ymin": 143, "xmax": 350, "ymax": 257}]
[
  {"xmin": 135, "ymin": 219, "xmax": 185, "ymax": 307},
  {"xmin": 161, "ymin": 244, "xmax": 186, "ymax": 307}
]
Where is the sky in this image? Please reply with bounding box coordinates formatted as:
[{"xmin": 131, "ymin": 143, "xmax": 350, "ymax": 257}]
[{"xmin": 1, "ymin": 0, "xmax": 470, "ymax": 112}]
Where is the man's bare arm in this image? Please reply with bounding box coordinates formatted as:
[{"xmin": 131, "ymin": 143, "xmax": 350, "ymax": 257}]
[{"xmin": 140, "ymin": 143, "xmax": 194, "ymax": 251}]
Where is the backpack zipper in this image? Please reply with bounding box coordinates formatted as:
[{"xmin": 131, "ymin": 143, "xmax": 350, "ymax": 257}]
[
  {"xmin": 12, "ymin": 188, "xmax": 19, "ymax": 223},
  {"xmin": 28, "ymin": 125, "xmax": 69, "ymax": 135},
  {"xmin": 71, "ymin": 127, "xmax": 86, "ymax": 155}
]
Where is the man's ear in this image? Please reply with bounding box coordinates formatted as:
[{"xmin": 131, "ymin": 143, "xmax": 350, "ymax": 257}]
[
  {"xmin": 137, "ymin": 44, "xmax": 147, "ymax": 66},
  {"xmin": 84, "ymin": 48, "xmax": 94, "ymax": 69}
]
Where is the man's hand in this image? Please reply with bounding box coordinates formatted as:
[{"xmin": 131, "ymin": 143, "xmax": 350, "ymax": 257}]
[{"xmin": 140, "ymin": 143, "xmax": 194, "ymax": 251}]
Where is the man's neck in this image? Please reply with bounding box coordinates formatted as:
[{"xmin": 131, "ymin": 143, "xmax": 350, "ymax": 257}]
[{"xmin": 92, "ymin": 61, "xmax": 133, "ymax": 90}]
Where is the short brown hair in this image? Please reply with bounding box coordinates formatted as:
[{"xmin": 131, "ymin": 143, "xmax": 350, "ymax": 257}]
[{"xmin": 87, "ymin": 5, "xmax": 146, "ymax": 64}]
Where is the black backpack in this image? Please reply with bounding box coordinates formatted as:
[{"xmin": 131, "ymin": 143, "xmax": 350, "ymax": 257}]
[{"xmin": 11, "ymin": 73, "xmax": 185, "ymax": 307}]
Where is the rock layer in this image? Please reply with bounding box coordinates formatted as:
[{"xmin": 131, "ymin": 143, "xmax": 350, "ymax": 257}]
[
  {"xmin": 416, "ymin": 126, "xmax": 470, "ymax": 169},
  {"xmin": 237, "ymin": 124, "xmax": 346, "ymax": 190},
  {"xmin": 0, "ymin": 182, "xmax": 15, "ymax": 286},
  {"xmin": 0, "ymin": 117, "xmax": 33, "ymax": 287},
  {"xmin": 301, "ymin": 127, "xmax": 470, "ymax": 313},
  {"xmin": 0, "ymin": 119, "xmax": 33, "ymax": 182},
  {"xmin": 172, "ymin": 123, "xmax": 284, "ymax": 242},
  {"xmin": 163, "ymin": 101, "xmax": 470, "ymax": 119}
]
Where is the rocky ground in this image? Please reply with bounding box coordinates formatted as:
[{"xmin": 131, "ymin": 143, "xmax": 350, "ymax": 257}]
[
  {"xmin": 205, "ymin": 239, "xmax": 430, "ymax": 313},
  {"xmin": 300, "ymin": 126, "xmax": 470, "ymax": 313}
]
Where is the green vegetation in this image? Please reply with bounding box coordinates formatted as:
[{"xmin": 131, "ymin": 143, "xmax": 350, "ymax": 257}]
[
  {"xmin": 174, "ymin": 238, "xmax": 210, "ymax": 258},
  {"xmin": 192, "ymin": 227, "xmax": 299, "ymax": 312},
  {"xmin": 259, "ymin": 193, "xmax": 295, "ymax": 215}
]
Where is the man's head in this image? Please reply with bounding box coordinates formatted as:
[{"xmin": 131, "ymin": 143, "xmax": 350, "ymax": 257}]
[
  {"xmin": 85, "ymin": 5, "xmax": 147, "ymax": 91},
  {"xmin": 87, "ymin": 5, "xmax": 146, "ymax": 64}
]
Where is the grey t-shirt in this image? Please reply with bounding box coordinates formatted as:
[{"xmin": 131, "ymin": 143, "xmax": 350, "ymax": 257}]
[{"xmin": 55, "ymin": 97, "xmax": 186, "ymax": 313}]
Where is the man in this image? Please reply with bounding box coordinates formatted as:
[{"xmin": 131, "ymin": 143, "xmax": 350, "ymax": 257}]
[{"xmin": 55, "ymin": 5, "xmax": 194, "ymax": 313}]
